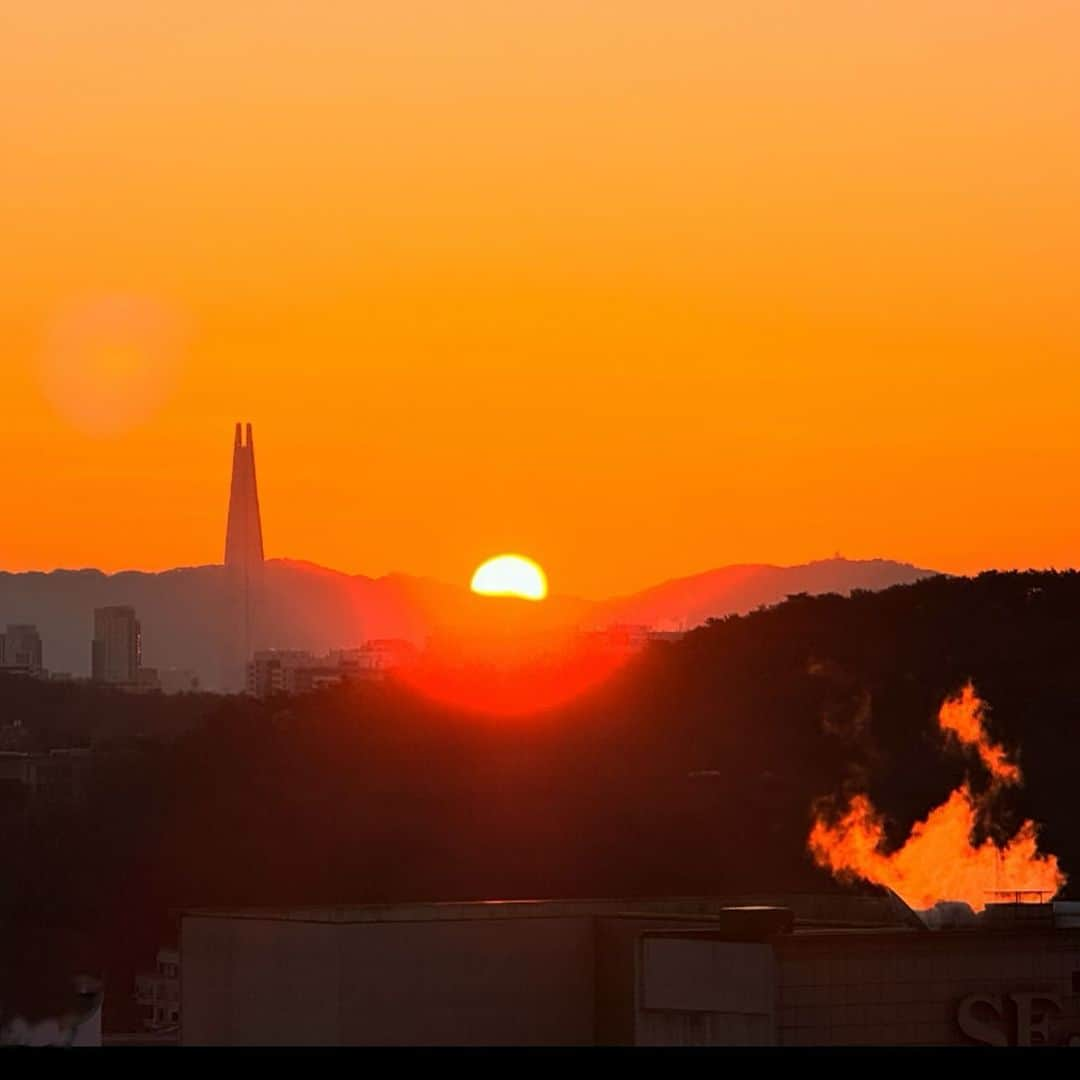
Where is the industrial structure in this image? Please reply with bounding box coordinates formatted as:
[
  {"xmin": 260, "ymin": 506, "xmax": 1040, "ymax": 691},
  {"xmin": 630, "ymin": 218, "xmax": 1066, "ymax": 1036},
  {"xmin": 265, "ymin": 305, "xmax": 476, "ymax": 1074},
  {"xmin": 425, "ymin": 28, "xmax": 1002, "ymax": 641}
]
[{"xmin": 180, "ymin": 893, "xmax": 1080, "ymax": 1046}]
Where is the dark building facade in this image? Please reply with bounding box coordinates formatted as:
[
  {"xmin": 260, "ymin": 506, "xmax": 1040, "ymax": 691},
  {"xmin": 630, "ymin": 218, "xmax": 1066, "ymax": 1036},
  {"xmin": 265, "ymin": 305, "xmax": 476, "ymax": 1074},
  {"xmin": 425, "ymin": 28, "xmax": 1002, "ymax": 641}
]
[
  {"xmin": 223, "ymin": 422, "xmax": 264, "ymax": 691},
  {"xmin": 0, "ymin": 624, "xmax": 43, "ymax": 675},
  {"xmin": 91, "ymin": 607, "xmax": 141, "ymax": 685},
  {"xmin": 178, "ymin": 893, "xmax": 1080, "ymax": 1046}
]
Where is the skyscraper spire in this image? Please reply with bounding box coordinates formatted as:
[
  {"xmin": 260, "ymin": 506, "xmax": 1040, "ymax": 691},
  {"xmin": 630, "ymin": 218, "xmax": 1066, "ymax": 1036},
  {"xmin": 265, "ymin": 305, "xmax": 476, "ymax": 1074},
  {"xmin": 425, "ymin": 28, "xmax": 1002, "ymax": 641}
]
[
  {"xmin": 224, "ymin": 421, "xmax": 264, "ymax": 569},
  {"xmin": 223, "ymin": 422, "xmax": 265, "ymax": 691}
]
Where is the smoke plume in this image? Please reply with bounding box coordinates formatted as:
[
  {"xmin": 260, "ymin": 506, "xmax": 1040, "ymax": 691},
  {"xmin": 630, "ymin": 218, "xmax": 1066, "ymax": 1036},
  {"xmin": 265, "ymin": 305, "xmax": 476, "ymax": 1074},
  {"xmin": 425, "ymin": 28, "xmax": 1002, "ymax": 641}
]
[{"xmin": 808, "ymin": 683, "xmax": 1065, "ymax": 912}]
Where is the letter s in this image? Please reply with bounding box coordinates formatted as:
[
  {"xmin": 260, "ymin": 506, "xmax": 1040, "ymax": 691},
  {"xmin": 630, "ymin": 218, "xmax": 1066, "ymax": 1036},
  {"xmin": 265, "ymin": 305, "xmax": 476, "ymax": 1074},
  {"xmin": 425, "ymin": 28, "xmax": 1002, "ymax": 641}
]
[{"xmin": 958, "ymin": 994, "xmax": 1007, "ymax": 1046}]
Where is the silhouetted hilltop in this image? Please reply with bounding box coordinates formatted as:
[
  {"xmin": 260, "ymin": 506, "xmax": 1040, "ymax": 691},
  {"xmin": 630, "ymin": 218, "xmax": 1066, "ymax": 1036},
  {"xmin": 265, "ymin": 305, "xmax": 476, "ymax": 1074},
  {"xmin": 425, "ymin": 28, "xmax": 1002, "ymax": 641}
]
[
  {"xmin": 0, "ymin": 557, "xmax": 931, "ymax": 689},
  {"xmin": 598, "ymin": 557, "xmax": 936, "ymax": 629}
]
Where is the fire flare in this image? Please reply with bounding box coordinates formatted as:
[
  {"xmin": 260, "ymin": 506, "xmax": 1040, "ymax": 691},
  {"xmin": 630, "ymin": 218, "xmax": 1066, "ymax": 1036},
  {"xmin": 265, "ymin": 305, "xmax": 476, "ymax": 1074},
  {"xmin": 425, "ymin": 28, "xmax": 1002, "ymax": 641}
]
[{"xmin": 808, "ymin": 685, "xmax": 1065, "ymax": 912}]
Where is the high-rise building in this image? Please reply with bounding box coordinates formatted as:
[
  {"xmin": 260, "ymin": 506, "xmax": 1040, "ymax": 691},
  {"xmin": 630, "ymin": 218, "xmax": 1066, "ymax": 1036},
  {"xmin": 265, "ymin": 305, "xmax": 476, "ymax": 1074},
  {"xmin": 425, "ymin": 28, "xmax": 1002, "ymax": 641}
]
[
  {"xmin": 91, "ymin": 607, "xmax": 141, "ymax": 685},
  {"xmin": 223, "ymin": 423, "xmax": 265, "ymax": 692},
  {"xmin": 0, "ymin": 625, "xmax": 43, "ymax": 674},
  {"xmin": 224, "ymin": 422, "xmax": 264, "ymax": 573}
]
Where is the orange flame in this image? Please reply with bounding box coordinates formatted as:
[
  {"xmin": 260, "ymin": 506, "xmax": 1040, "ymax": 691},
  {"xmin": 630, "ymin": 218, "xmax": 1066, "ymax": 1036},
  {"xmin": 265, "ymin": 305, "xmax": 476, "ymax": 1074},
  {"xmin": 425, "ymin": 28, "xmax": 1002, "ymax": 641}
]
[
  {"xmin": 937, "ymin": 682, "xmax": 1021, "ymax": 786},
  {"xmin": 808, "ymin": 685, "xmax": 1065, "ymax": 912}
]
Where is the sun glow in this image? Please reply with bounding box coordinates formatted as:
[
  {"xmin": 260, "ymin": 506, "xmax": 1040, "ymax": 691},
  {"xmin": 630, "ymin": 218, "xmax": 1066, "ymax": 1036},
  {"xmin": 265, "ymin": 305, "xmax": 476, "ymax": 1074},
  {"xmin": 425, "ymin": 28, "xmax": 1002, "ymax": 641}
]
[
  {"xmin": 39, "ymin": 294, "xmax": 184, "ymax": 436},
  {"xmin": 470, "ymin": 554, "xmax": 548, "ymax": 601}
]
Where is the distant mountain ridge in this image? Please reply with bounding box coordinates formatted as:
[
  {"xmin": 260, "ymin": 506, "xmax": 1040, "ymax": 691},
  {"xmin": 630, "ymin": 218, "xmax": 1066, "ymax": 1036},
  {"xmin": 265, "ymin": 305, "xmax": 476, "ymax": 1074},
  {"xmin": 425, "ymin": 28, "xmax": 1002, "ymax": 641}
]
[
  {"xmin": 0, "ymin": 557, "xmax": 936, "ymax": 690},
  {"xmin": 597, "ymin": 558, "xmax": 938, "ymax": 630}
]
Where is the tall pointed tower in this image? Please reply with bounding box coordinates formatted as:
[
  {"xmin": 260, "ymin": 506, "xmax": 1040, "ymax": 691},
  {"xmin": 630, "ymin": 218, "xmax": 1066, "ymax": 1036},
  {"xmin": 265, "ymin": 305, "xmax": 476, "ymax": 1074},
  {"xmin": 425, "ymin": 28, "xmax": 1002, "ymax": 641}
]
[
  {"xmin": 225, "ymin": 422, "xmax": 265, "ymax": 569},
  {"xmin": 223, "ymin": 422, "xmax": 264, "ymax": 691}
]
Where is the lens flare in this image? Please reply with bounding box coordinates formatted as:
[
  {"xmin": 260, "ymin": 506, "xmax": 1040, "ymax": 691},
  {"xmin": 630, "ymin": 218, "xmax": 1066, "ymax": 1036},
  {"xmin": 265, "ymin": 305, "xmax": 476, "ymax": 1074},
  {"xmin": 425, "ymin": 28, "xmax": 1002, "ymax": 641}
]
[
  {"xmin": 470, "ymin": 554, "xmax": 548, "ymax": 601},
  {"xmin": 39, "ymin": 294, "xmax": 185, "ymax": 435},
  {"xmin": 393, "ymin": 631, "xmax": 632, "ymax": 718},
  {"xmin": 394, "ymin": 561, "xmax": 644, "ymax": 716}
]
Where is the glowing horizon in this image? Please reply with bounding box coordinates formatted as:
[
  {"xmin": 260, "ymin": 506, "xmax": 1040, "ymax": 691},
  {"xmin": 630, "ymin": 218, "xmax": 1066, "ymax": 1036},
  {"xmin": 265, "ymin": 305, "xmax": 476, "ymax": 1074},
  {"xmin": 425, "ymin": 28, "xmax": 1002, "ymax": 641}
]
[{"xmin": 4, "ymin": 4, "xmax": 1080, "ymax": 597}]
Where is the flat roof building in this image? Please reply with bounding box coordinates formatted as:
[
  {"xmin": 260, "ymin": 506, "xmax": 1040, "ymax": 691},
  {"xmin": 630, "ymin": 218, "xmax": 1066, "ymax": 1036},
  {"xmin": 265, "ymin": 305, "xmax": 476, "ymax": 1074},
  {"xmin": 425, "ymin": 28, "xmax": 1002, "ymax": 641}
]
[
  {"xmin": 0, "ymin": 624, "xmax": 44, "ymax": 675},
  {"xmin": 178, "ymin": 893, "xmax": 1080, "ymax": 1046}
]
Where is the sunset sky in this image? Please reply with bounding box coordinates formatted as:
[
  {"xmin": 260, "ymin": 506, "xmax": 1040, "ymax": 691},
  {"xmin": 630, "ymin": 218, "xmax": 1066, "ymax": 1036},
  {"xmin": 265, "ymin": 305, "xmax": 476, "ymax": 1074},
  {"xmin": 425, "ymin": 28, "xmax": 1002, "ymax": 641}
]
[{"xmin": 3, "ymin": 2, "xmax": 1079, "ymax": 599}]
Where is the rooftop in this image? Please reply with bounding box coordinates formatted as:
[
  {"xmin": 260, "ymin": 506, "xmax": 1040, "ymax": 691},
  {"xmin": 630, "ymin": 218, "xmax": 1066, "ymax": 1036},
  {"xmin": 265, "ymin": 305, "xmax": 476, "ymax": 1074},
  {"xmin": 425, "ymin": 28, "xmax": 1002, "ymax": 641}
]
[{"xmin": 181, "ymin": 892, "xmax": 907, "ymax": 928}]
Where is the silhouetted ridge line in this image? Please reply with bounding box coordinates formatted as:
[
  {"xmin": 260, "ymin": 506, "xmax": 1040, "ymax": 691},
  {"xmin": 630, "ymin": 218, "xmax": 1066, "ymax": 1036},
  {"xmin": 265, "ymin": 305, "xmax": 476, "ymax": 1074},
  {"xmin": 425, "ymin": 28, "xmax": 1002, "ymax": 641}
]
[{"xmin": 0, "ymin": 557, "xmax": 933, "ymax": 689}]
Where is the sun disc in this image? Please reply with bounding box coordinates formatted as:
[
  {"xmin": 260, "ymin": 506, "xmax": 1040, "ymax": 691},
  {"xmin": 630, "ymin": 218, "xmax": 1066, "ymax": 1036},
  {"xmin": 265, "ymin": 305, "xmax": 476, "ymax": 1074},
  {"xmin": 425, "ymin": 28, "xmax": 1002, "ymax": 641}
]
[{"xmin": 470, "ymin": 554, "xmax": 548, "ymax": 601}]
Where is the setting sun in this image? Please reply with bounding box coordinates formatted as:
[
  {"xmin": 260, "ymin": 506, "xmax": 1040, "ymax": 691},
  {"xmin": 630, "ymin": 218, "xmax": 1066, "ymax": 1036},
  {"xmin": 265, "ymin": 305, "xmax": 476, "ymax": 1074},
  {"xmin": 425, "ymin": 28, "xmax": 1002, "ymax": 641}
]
[{"xmin": 470, "ymin": 554, "xmax": 548, "ymax": 601}]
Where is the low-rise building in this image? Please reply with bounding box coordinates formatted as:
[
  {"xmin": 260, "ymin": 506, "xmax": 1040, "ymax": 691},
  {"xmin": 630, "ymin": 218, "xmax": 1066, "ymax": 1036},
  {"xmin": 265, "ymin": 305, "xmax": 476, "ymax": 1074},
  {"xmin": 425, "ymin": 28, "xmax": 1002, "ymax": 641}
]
[
  {"xmin": 134, "ymin": 947, "xmax": 180, "ymax": 1035},
  {"xmin": 246, "ymin": 650, "xmax": 314, "ymax": 698},
  {"xmin": 179, "ymin": 894, "xmax": 1080, "ymax": 1046},
  {"xmin": 0, "ymin": 748, "xmax": 93, "ymax": 813},
  {"xmin": 247, "ymin": 642, "xmax": 416, "ymax": 698},
  {"xmin": 581, "ymin": 625, "xmax": 686, "ymax": 659},
  {"xmin": 334, "ymin": 640, "xmax": 417, "ymax": 678},
  {"xmin": 0, "ymin": 624, "xmax": 44, "ymax": 676},
  {"xmin": 158, "ymin": 669, "xmax": 200, "ymax": 695}
]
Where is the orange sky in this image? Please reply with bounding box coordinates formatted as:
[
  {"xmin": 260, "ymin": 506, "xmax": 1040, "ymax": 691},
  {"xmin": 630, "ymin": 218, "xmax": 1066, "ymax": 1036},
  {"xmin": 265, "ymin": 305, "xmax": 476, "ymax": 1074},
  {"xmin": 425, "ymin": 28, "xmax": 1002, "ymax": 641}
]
[{"xmin": 2, "ymin": 3, "xmax": 1080, "ymax": 599}]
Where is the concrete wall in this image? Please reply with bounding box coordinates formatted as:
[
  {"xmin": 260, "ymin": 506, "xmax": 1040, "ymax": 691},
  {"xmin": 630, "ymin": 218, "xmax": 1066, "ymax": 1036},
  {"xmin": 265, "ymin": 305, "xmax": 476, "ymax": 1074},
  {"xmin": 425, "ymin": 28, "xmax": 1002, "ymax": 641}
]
[
  {"xmin": 636, "ymin": 938, "xmax": 776, "ymax": 1046},
  {"xmin": 775, "ymin": 932, "xmax": 1080, "ymax": 1046},
  {"xmin": 594, "ymin": 916, "xmax": 749, "ymax": 1044},
  {"xmin": 182, "ymin": 914, "xmax": 595, "ymax": 1045},
  {"xmin": 183, "ymin": 917, "xmax": 340, "ymax": 1045},
  {"xmin": 634, "ymin": 931, "xmax": 1080, "ymax": 1047}
]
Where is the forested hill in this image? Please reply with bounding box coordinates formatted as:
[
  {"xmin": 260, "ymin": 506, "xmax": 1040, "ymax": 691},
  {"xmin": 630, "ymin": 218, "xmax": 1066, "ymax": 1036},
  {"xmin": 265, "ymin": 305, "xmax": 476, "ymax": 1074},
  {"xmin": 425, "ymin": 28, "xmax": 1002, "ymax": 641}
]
[
  {"xmin": 674, "ymin": 568, "xmax": 1079, "ymax": 874},
  {"xmin": 3, "ymin": 569, "xmax": 1079, "ymax": 1030}
]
